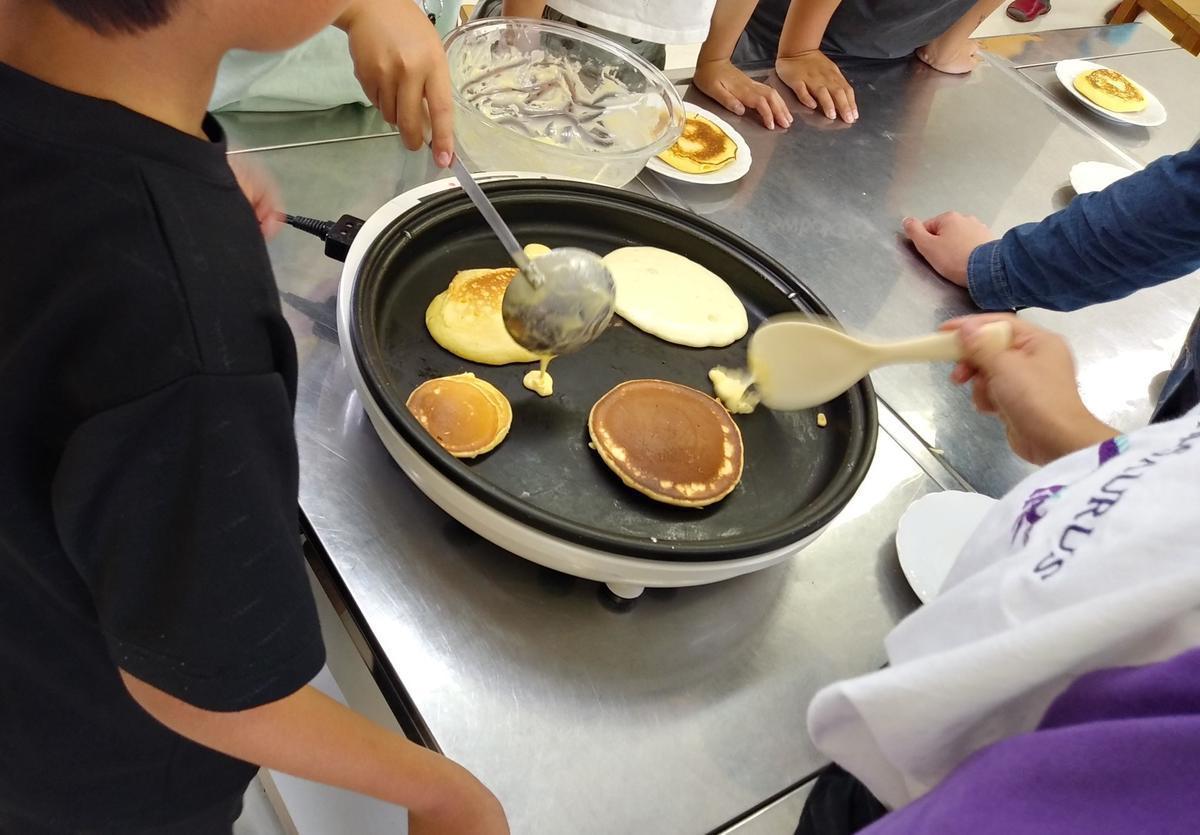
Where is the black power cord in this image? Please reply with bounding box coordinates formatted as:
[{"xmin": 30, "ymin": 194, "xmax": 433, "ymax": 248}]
[{"xmin": 283, "ymin": 213, "xmax": 366, "ymax": 263}]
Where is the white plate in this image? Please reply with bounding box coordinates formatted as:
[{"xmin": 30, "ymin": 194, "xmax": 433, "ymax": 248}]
[
  {"xmin": 1054, "ymin": 59, "xmax": 1167, "ymax": 128},
  {"xmin": 895, "ymin": 491, "xmax": 997, "ymax": 604},
  {"xmin": 1069, "ymin": 160, "xmax": 1138, "ymax": 194},
  {"xmin": 645, "ymin": 104, "xmax": 752, "ymax": 185}
]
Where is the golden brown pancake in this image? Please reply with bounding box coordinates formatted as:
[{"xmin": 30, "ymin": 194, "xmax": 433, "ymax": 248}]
[
  {"xmin": 406, "ymin": 373, "xmax": 512, "ymax": 458},
  {"xmin": 425, "ymin": 267, "xmax": 539, "ymax": 365},
  {"xmin": 1073, "ymin": 68, "xmax": 1146, "ymax": 113},
  {"xmin": 588, "ymin": 379, "xmax": 744, "ymax": 508},
  {"xmin": 657, "ymin": 114, "xmax": 737, "ymax": 174}
]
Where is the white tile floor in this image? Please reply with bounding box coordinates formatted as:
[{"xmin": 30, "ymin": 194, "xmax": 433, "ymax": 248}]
[{"xmin": 664, "ymin": 0, "xmax": 1173, "ymax": 70}]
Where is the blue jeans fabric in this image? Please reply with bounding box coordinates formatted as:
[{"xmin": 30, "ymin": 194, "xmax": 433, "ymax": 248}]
[{"xmin": 966, "ymin": 142, "xmax": 1200, "ymax": 421}]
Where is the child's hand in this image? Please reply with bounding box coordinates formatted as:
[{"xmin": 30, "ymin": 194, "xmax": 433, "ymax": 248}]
[
  {"xmin": 339, "ymin": 0, "xmax": 455, "ymax": 167},
  {"xmin": 229, "ymin": 157, "xmax": 283, "ymax": 240},
  {"xmin": 693, "ymin": 59, "xmax": 793, "ymax": 130},
  {"xmin": 903, "ymin": 212, "xmax": 995, "ymax": 287},
  {"xmin": 775, "ymin": 51, "xmax": 856, "ymax": 123},
  {"xmin": 943, "ymin": 315, "xmax": 1117, "ymax": 465},
  {"xmin": 916, "ymin": 34, "xmax": 982, "ymax": 75}
]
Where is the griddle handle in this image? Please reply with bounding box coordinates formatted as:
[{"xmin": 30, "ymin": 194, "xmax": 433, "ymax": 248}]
[{"xmin": 282, "ymin": 213, "xmax": 366, "ymax": 263}]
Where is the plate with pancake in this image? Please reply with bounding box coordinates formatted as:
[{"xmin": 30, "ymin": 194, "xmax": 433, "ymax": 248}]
[
  {"xmin": 645, "ymin": 104, "xmax": 752, "ymax": 185},
  {"xmin": 1054, "ymin": 59, "xmax": 1166, "ymax": 128}
]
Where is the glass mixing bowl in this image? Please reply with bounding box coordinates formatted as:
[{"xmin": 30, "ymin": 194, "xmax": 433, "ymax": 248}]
[{"xmin": 444, "ymin": 18, "xmax": 686, "ymax": 187}]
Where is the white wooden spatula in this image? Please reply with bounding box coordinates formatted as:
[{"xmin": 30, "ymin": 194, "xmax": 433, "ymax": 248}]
[{"xmin": 748, "ymin": 316, "xmax": 1013, "ymax": 410}]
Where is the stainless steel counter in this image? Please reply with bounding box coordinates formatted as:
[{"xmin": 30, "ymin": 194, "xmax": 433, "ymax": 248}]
[
  {"xmin": 655, "ymin": 55, "xmax": 1200, "ymax": 496},
  {"xmin": 253, "ymin": 132, "xmax": 934, "ymax": 834},
  {"xmin": 247, "ymin": 25, "xmax": 1200, "ymax": 834},
  {"xmin": 979, "ymin": 22, "xmax": 1177, "ymax": 68},
  {"xmin": 1020, "ymin": 48, "xmax": 1200, "ymax": 166},
  {"xmin": 220, "ymin": 103, "xmax": 395, "ymax": 154}
]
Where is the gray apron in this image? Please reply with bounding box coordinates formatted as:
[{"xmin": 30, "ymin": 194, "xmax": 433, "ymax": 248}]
[
  {"xmin": 735, "ymin": 0, "xmax": 977, "ymax": 63},
  {"xmin": 472, "ymin": 0, "xmax": 667, "ymax": 69}
]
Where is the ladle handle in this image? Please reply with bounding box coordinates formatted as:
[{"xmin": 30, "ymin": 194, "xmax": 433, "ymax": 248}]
[
  {"xmin": 447, "ymin": 155, "xmax": 534, "ymax": 276},
  {"xmin": 875, "ymin": 321, "xmax": 1013, "ymax": 365}
]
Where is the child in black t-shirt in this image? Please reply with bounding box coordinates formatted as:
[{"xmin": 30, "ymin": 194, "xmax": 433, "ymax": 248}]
[{"xmin": 0, "ymin": 1, "xmax": 504, "ymax": 832}]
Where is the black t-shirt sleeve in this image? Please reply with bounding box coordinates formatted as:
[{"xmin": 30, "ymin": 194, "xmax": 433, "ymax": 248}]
[{"xmin": 51, "ymin": 372, "xmax": 324, "ymax": 712}]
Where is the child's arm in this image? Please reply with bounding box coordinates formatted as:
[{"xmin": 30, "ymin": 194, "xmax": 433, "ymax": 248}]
[
  {"xmin": 502, "ymin": 0, "xmax": 549, "ymax": 15},
  {"xmin": 335, "ymin": 0, "xmax": 455, "ymax": 167},
  {"xmin": 915, "ymin": 0, "xmax": 1005, "ymax": 74},
  {"xmin": 773, "ymin": 0, "xmax": 856, "ymax": 123},
  {"xmin": 694, "ymin": 0, "xmax": 793, "ymax": 130},
  {"xmin": 121, "ymin": 672, "xmax": 509, "ymax": 835}
]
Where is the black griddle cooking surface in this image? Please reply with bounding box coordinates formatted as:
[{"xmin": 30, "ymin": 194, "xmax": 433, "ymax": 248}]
[{"xmin": 351, "ymin": 181, "xmax": 876, "ymax": 562}]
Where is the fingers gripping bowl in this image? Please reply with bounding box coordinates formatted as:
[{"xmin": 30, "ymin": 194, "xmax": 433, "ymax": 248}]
[{"xmin": 444, "ymin": 19, "xmax": 686, "ymax": 187}]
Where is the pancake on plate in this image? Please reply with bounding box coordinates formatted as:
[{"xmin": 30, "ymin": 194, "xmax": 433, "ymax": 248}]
[
  {"xmin": 1073, "ymin": 68, "xmax": 1146, "ymax": 113},
  {"xmin": 602, "ymin": 246, "xmax": 748, "ymax": 348},
  {"xmin": 588, "ymin": 379, "xmax": 744, "ymax": 508},
  {"xmin": 406, "ymin": 373, "xmax": 512, "ymax": 458},
  {"xmin": 425, "ymin": 243, "xmax": 549, "ymax": 365},
  {"xmin": 657, "ymin": 114, "xmax": 737, "ymax": 174}
]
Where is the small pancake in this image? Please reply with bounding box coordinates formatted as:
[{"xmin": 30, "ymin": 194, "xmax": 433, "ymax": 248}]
[
  {"xmin": 603, "ymin": 246, "xmax": 748, "ymax": 348},
  {"xmin": 406, "ymin": 373, "xmax": 512, "ymax": 458},
  {"xmin": 1073, "ymin": 68, "xmax": 1146, "ymax": 113},
  {"xmin": 588, "ymin": 379, "xmax": 744, "ymax": 508},
  {"xmin": 657, "ymin": 114, "xmax": 738, "ymax": 174}
]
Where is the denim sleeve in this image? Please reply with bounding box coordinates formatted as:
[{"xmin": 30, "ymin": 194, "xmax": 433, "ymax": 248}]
[{"xmin": 965, "ymin": 143, "xmax": 1200, "ymax": 313}]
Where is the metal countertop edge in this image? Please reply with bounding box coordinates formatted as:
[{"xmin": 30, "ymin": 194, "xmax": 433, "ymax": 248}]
[
  {"xmin": 876, "ymin": 400, "xmax": 972, "ymax": 492},
  {"xmin": 301, "ymin": 514, "xmax": 443, "ymax": 752},
  {"xmin": 985, "ymin": 23, "xmax": 1182, "ymax": 69},
  {"xmin": 1000, "ymin": 44, "xmax": 1179, "ymax": 70},
  {"xmin": 226, "ymin": 130, "xmax": 398, "ymax": 156},
  {"xmin": 709, "ymin": 771, "xmax": 822, "ymax": 834}
]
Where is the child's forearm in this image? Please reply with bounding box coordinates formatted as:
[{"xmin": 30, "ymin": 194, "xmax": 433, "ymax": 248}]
[
  {"xmin": 503, "ymin": 0, "xmax": 549, "ymax": 17},
  {"xmin": 778, "ymin": 0, "xmax": 843, "ymax": 56},
  {"xmin": 697, "ymin": 0, "xmax": 760, "ymax": 63},
  {"xmin": 120, "ymin": 672, "xmax": 500, "ymax": 826}
]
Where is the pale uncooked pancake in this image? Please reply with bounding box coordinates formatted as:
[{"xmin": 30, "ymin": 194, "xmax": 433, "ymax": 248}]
[
  {"xmin": 425, "ymin": 243, "xmax": 550, "ymax": 365},
  {"xmin": 602, "ymin": 247, "xmax": 748, "ymax": 348},
  {"xmin": 406, "ymin": 373, "xmax": 512, "ymax": 458},
  {"xmin": 657, "ymin": 114, "xmax": 737, "ymax": 174},
  {"xmin": 588, "ymin": 379, "xmax": 743, "ymax": 508},
  {"xmin": 1073, "ymin": 69, "xmax": 1146, "ymax": 113}
]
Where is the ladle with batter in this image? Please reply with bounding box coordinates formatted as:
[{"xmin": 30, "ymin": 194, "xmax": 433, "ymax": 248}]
[{"xmin": 445, "ymin": 155, "xmax": 616, "ymax": 363}]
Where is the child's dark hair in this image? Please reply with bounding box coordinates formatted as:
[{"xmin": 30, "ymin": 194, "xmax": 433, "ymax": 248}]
[{"xmin": 51, "ymin": 0, "xmax": 181, "ymax": 34}]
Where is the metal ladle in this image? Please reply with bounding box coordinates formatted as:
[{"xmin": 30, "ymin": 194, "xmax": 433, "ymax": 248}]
[{"xmin": 446, "ymin": 156, "xmax": 615, "ymax": 356}]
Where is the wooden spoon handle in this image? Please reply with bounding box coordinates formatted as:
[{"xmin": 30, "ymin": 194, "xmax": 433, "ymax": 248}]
[{"xmin": 874, "ymin": 321, "xmax": 1013, "ymax": 366}]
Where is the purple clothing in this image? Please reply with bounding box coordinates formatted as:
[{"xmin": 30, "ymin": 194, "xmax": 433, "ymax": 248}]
[{"xmin": 863, "ymin": 647, "xmax": 1200, "ymax": 834}]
